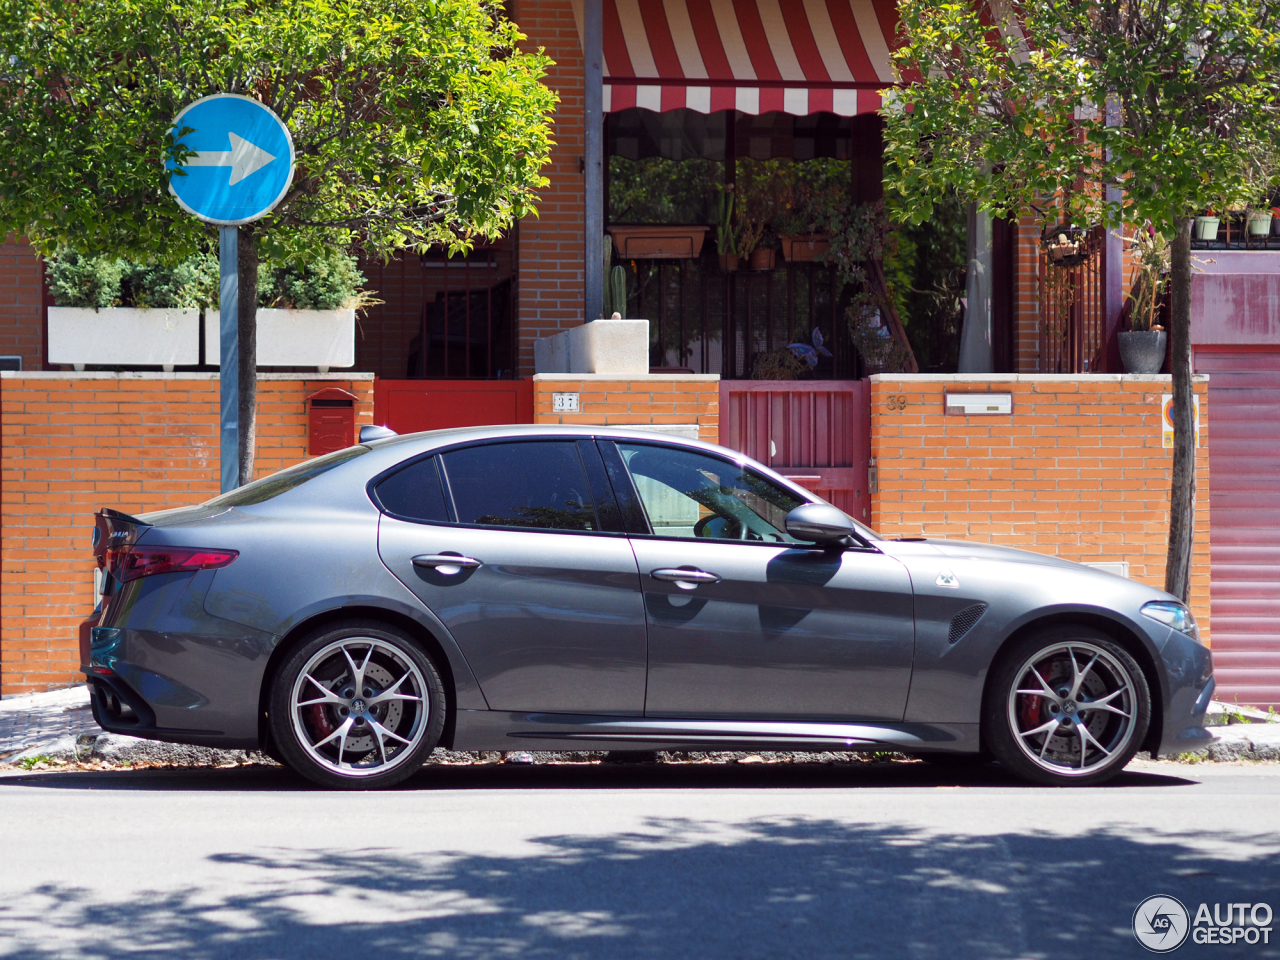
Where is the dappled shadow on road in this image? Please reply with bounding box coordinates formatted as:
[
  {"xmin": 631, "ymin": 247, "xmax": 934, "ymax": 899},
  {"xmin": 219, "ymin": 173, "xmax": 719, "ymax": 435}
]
[
  {"xmin": 0, "ymin": 759, "xmax": 1200, "ymax": 792},
  {"xmin": 0, "ymin": 812, "xmax": 1274, "ymax": 958}
]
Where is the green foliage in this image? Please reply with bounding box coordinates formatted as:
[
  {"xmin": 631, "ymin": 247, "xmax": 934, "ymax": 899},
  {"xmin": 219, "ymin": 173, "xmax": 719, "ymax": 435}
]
[
  {"xmin": 1124, "ymin": 229, "xmax": 1170, "ymax": 332},
  {"xmin": 122, "ymin": 253, "xmax": 219, "ymax": 309},
  {"xmin": 608, "ymin": 157, "xmax": 722, "ymax": 224},
  {"xmin": 258, "ymin": 250, "xmax": 366, "ymax": 310},
  {"xmin": 0, "ymin": 0, "xmax": 557, "ymax": 264},
  {"xmin": 45, "ymin": 250, "xmax": 126, "ymax": 309},
  {"xmin": 881, "ymin": 197, "xmax": 966, "ymax": 372},
  {"xmin": 882, "ymin": 0, "xmax": 1280, "ymax": 232}
]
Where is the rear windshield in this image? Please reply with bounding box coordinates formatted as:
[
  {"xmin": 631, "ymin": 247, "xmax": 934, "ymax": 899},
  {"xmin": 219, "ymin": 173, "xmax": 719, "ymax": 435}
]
[{"xmin": 204, "ymin": 446, "xmax": 368, "ymax": 507}]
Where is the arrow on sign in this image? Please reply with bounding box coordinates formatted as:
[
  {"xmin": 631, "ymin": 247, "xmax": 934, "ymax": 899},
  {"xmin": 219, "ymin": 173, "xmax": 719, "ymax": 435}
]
[{"xmin": 181, "ymin": 132, "xmax": 277, "ymax": 185}]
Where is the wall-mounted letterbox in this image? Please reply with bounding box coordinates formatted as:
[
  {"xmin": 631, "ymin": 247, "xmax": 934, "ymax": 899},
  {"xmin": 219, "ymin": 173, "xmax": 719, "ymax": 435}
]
[{"xmin": 307, "ymin": 387, "xmax": 358, "ymax": 456}]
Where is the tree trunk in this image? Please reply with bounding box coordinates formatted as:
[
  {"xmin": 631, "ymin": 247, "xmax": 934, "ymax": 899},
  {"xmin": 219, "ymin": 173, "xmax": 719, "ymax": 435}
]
[
  {"xmin": 237, "ymin": 226, "xmax": 258, "ymax": 487},
  {"xmin": 1164, "ymin": 216, "xmax": 1195, "ymax": 602}
]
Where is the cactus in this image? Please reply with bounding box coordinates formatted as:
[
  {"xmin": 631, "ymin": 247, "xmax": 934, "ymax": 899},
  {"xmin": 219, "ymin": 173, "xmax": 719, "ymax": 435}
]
[
  {"xmin": 609, "ymin": 264, "xmax": 628, "ymax": 319},
  {"xmin": 716, "ymin": 190, "xmax": 737, "ymax": 255},
  {"xmin": 602, "ymin": 238, "xmax": 614, "ymax": 318}
]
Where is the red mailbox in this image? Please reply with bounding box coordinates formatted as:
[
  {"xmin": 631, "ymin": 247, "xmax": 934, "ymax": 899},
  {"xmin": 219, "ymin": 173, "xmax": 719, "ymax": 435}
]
[{"xmin": 307, "ymin": 387, "xmax": 358, "ymax": 456}]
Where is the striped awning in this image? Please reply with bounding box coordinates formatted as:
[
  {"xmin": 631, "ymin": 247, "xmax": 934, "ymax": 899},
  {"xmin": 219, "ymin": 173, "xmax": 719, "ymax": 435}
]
[{"xmin": 591, "ymin": 0, "xmax": 899, "ymax": 117}]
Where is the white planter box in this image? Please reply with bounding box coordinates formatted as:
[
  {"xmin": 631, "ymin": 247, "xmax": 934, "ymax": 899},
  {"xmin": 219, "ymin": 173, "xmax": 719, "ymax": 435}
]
[
  {"xmin": 205, "ymin": 308, "xmax": 355, "ymax": 370},
  {"xmin": 47, "ymin": 307, "xmax": 200, "ymax": 370},
  {"xmin": 534, "ymin": 318, "xmax": 650, "ymax": 375}
]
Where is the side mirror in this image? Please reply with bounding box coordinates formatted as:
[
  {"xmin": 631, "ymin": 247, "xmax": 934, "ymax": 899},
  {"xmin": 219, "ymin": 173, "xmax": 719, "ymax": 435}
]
[
  {"xmin": 360, "ymin": 425, "xmax": 398, "ymax": 443},
  {"xmin": 785, "ymin": 503, "xmax": 856, "ymax": 546}
]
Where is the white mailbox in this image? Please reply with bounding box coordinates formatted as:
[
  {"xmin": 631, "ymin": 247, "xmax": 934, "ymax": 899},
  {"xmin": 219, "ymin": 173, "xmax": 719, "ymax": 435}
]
[{"xmin": 945, "ymin": 392, "xmax": 1013, "ymax": 416}]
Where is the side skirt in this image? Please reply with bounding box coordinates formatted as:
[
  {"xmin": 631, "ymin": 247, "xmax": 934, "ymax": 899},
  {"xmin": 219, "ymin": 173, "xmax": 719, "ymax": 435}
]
[{"xmin": 450, "ymin": 710, "xmax": 982, "ymax": 755}]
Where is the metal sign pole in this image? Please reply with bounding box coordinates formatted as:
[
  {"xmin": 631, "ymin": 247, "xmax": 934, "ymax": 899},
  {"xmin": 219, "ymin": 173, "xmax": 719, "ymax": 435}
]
[{"xmin": 218, "ymin": 226, "xmax": 240, "ymax": 493}]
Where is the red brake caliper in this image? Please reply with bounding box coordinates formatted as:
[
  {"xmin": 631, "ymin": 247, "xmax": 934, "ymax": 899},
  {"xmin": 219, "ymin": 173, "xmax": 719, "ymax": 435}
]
[{"xmin": 1020, "ymin": 665, "xmax": 1048, "ymax": 730}]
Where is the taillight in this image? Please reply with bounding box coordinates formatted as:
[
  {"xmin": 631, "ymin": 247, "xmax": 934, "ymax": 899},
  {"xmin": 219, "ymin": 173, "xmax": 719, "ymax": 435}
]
[{"xmin": 106, "ymin": 546, "xmax": 238, "ymax": 583}]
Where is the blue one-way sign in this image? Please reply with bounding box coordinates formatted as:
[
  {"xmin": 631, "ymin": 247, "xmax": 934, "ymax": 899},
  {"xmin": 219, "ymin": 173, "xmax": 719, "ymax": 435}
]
[{"xmin": 167, "ymin": 94, "xmax": 295, "ymax": 226}]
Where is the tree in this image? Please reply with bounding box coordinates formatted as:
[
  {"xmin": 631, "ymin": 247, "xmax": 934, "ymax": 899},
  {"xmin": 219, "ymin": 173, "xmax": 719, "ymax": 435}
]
[
  {"xmin": 882, "ymin": 0, "xmax": 1280, "ymax": 601},
  {"xmin": 1, "ymin": 0, "xmax": 555, "ymax": 484}
]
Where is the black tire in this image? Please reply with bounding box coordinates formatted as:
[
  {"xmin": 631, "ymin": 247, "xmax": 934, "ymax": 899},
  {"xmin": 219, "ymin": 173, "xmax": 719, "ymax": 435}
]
[
  {"xmin": 984, "ymin": 624, "xmax": 1150, "ymax": 786},
  {"xmin": 268, "ymin": 620, "xmax": 446, "ymax": 789}
]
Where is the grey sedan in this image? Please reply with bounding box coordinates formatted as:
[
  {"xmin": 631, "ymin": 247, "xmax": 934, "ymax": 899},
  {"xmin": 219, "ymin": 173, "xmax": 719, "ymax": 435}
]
[{"xmin": 82, "ymin": 425, "xmax": 1214, "ymax": 788}]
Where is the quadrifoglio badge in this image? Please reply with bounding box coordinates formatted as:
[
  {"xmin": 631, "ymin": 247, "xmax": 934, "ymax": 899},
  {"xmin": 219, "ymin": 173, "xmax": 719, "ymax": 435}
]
[{"xmin": 1133, "ymin": 895, "xmax": 1274, "ymax": 952}]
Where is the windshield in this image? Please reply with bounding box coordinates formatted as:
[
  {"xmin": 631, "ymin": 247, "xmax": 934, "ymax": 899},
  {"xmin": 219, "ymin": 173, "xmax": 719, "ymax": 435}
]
[{"xmin": 204, "ymin": 446, "xmax": 369, "ymax": 508}]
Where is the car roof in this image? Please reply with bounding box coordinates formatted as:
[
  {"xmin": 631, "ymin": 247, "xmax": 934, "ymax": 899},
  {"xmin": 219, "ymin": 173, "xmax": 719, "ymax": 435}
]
[{"xmin": 363, "ymin": 423, "xmax": 734, "ymax": 460}]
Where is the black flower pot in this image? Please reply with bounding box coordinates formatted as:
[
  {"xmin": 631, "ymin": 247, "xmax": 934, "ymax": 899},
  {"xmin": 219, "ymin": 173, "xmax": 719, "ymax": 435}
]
[{"xmin": 1118, "ymin": 330, "xmax": 1168, "ymax": 374}]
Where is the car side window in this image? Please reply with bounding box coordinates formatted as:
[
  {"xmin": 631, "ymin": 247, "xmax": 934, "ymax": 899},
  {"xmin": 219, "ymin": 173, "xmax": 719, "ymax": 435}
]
[
  {"xmin": 374, "ymin": 456, "xmax": 452, "ymax": 523},
  {"xmin": 441, "ymin": 441, "xmax": 601, "ymax": 532},
  {"xmin": 616, "ymin": 443, "xmax": 804, "ymax": 542}
]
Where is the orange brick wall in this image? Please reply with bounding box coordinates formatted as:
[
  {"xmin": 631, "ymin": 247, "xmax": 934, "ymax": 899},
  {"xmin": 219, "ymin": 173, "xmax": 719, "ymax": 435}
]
[
  {"xmin": 870, "ymin": 374, "xmax": 1211, "ymax": 637},
  {"xmin": 532, "ymin": 374, "xmax": 719, "ymax": 444},
  {"xmin": 0, "ymin": 238, "xmax": 46, "ymax": 372},
  {"xmin": 1, "ymin": 373, "xmax": 374, "ymax": 694},
  {"xmin": 1013, "ymin": 216, "xmax": 1041, "ymax": 372},
  {"xmin": 515, "ymin": 0, "xmax": 586, "ymax": 375}
]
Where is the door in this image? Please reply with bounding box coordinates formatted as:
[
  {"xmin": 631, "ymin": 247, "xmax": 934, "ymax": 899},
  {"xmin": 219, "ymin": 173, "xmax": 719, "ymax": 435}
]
[
  {"xmin": 605, "ymin": 440, "xmax": 916, "ymax": 721},
  {"xmin": 719, "ymin": 381, "xmax": 872, "ymax": 523},
  {"xmin": 1195, "ymin": 348, "xmax": 1280, "ymax": 708},
  {"xmin": 376, "ymin": 438, "xmax": 648, "ymax": 715}
]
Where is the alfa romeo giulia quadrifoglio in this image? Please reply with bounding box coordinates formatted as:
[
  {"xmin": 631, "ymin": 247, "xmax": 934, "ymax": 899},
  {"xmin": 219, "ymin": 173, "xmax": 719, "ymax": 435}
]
[{"xmin": 81, "ymin": 425, "xmax": 1214, "ymax": 788}]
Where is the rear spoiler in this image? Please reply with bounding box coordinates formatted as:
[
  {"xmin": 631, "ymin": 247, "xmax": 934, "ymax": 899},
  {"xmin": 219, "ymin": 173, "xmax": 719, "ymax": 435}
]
[{"xmin": 92, "ymin": 508, "xmax": 151, "ymax": 564}]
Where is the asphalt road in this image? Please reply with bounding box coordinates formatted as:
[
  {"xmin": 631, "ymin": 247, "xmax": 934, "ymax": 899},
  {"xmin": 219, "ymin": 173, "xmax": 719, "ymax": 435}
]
[{"xmin": 1, "ymin": 759, "xmax": 1277, "ymax": 960}]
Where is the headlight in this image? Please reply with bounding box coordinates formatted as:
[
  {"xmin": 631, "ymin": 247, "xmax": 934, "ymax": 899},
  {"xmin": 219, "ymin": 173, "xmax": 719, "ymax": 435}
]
[{"xmin": 1142, "ymin": 601, "xmax": 1201, "ymax": 642}]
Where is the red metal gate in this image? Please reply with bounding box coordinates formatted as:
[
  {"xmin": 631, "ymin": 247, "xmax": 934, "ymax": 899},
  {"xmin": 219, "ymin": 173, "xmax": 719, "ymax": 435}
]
[
  {"xmin": 374, "ymin": 380, "xmax": 533, "ymax": 436},
  {"xmin": 1194, "ymin": 347, "xmax": 1280, "ymax": 708},
  {"xmin": 718, "ymin": 380, "xmax": 872, "ymax": 524}
]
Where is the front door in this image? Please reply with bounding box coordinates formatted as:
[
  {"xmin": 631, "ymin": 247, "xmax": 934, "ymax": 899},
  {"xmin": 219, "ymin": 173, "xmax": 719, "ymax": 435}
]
[
  {"xmin": 377, "ymin": 438, "xmax": 647, "ymax": 715},
  {"xmin": 606, "ymin": 440, "xmax": 915, "ymax": 721}
]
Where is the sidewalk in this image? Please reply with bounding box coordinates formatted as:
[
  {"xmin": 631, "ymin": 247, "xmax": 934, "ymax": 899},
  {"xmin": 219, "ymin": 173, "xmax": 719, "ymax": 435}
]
[{"xmin": 0, "ymin": 685, "xmax": 100, "ymax": 762}]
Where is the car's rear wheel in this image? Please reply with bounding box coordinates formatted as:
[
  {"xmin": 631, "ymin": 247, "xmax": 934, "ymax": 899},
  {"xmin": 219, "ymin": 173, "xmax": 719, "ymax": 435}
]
[
  {"xmin": 984, "ymin": 625, "xmax": 1150, "ymax": 786},
  {"xmin": 269, "ymin": 621, "xmax": 445, "ymax": 789}
]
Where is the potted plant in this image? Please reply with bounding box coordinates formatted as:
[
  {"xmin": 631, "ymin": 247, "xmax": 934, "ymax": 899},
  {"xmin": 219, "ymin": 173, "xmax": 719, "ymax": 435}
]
[
  {"xmin": 605, "ymin": 225, "xmax": 710, "ymax": 259},
  {"xmin": 1246, "ymin": 208, "xmax": 1273, "ymax": 237},
  {"xmin": 774, "ymin": 177, "xmax": 831, "ymax": 262},
  {"xmin": 46, "ymin": 249, "xmax": 213, "ymax": 370},
  {"xmin": 1119, "ymin": 227, "xmax": 1169, "ymax": 374},
  {"xmin": 1040, "ymin": 223, "xmax": 1091, "ymax": 266},
  {"xmin": 206, "ymin": 250, "xmax": 368, "ymax": 371},
  {"xmin": 1272, "ymin": 207, "xmax": 1280, "ymax": 236},
  {"xmin": 1193, "ymin": 211, "xmax": 1220, "ymax": 241}
]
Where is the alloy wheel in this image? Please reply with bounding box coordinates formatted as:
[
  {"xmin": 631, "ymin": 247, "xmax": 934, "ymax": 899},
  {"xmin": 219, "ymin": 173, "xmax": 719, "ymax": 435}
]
[
  {"xmin": 1005, "ymin": 641, "xmax": 1139, "ymax": 777},
  {"xmin": 289, "ymin": 636, "xmax": 430, "ymax": 778}
]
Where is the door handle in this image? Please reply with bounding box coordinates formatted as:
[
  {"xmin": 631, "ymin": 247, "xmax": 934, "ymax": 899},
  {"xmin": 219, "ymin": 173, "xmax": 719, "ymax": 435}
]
[
  {"xmin": 412, "ymin": 554, "xmax": 482, "ymax": 575},
  {"xmin": 650, "ymin": 567, "xmax": 721, "ymax": 585}
]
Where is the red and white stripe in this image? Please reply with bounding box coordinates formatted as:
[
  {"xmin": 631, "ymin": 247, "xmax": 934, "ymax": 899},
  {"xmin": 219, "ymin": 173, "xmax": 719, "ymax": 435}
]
[{"xmin": 598, "ymin": 0, "xmax": 899, "ymax": 116}]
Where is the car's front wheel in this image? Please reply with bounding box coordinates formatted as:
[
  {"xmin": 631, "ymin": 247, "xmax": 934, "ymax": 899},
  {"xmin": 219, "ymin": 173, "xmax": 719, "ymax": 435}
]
[
  {"xmin": 984, "ymin": 626, "xmax": 1150, "ymax": 786},
  {"xmin": 269, "ymin": 620, "xmax": 445, "ymax": 789}
]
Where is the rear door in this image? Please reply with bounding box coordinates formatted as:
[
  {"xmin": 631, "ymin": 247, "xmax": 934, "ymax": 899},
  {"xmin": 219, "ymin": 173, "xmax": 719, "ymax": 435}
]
[
  {"xmin": 603, "ymin": 441, "xmax": 916, "ymax": 721},
  {"xmin": 376, "ymin": 438, "xmax": 648, "ymax": 715}
]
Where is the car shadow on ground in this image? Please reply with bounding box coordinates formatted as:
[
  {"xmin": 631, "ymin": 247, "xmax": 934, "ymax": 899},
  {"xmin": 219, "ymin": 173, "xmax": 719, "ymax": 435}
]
[
  {"xmin": 0, "ymin": 803, "xmax": 1273, "ymax": 959},
  {"xmin": 0, "ymin": 759, "xmax": 1202, "ymax": 792}
]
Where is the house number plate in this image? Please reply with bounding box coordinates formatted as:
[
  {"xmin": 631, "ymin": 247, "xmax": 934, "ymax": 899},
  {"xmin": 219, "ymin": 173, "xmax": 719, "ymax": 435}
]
[{"xmin": 552, "ymin": 392, "xmax": 580, "ymax": 413}]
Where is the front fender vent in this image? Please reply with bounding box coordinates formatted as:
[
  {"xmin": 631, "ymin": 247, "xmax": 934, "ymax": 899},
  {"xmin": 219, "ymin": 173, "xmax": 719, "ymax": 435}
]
[{"xmin": 948, "ymin": 603, "xmax": 988, "ymax": 644}]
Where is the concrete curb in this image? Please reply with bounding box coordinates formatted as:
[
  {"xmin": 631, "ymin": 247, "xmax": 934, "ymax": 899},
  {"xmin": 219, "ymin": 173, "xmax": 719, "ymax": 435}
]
[{"xmin": 1205, "ymin": 723, "xmax": 1280, "ymax": 761}]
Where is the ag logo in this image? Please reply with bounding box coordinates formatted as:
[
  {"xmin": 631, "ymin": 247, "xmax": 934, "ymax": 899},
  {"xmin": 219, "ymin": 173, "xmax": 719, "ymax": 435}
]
[{"xmin": 1134, "ymin": 895, "xmax": 1191, "ymax": 953}]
